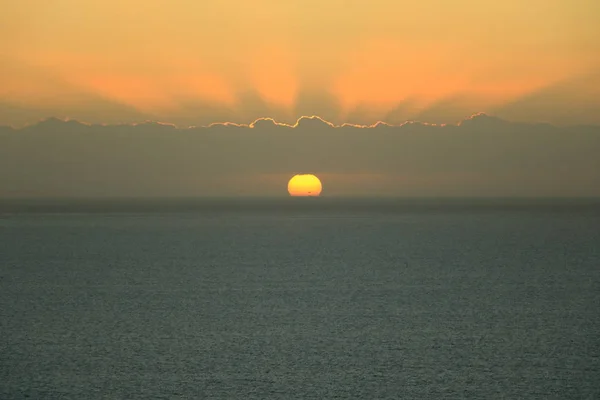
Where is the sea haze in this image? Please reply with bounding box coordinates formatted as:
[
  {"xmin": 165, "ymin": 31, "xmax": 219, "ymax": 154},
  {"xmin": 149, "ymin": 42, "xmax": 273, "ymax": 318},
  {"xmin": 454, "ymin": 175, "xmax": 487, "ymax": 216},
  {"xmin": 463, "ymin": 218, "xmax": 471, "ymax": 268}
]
[{"xmin": 1, "ymin": 198, "xmax": 599, "ymax": 398}]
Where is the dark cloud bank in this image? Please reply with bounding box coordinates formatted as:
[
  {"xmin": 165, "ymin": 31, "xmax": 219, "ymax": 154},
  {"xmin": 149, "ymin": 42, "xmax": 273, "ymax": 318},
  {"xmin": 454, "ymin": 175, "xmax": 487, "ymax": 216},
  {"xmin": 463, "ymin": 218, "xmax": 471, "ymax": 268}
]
[{"xmin": 1, "ymin": 114, "xmax": 599, "ymax": 198}]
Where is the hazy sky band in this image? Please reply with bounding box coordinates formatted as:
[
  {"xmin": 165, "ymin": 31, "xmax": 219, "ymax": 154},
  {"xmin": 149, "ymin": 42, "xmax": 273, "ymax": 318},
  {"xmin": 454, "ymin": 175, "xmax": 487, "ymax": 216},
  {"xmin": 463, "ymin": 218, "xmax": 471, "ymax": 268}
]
[{"xmin": 1, "ymin": 114, "xmax": 599, "ymax": 197}]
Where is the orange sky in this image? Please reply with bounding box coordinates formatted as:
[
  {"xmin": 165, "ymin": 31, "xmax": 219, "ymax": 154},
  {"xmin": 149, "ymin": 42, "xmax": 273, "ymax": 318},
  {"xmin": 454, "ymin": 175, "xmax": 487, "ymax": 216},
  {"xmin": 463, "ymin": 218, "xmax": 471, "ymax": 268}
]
[{"xmin": 1, "ymin": 0, "xmax": 599, "ymax": 126}]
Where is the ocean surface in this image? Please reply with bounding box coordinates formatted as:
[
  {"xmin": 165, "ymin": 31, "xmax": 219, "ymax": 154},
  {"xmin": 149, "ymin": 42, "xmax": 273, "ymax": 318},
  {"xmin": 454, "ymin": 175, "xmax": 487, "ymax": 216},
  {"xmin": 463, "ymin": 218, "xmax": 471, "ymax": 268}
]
[{"xmin": 1, "ymin": 199, "xmax": 599, "ymax": 399}]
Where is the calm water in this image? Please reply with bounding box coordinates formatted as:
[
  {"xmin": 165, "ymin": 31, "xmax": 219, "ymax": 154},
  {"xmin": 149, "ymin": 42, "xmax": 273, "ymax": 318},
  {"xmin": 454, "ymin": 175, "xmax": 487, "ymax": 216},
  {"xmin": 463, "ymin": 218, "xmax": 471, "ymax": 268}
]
[{"xmin": 1, "ymin": 201, "xmax": 600, "ymax": 398}]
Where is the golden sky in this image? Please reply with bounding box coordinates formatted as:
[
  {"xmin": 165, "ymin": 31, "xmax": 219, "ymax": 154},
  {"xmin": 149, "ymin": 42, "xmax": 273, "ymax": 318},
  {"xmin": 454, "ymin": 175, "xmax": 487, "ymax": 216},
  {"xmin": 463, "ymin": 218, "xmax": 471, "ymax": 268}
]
[{"xmin": 1, "ymin": 0, "xmax": 599, "ymax": 126}]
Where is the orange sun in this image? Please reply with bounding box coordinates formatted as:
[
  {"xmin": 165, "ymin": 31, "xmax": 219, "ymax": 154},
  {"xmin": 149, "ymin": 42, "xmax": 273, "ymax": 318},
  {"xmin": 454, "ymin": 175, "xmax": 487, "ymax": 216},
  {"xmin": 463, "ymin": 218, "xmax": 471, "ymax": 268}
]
[{"xmin": 287, "ymin": 174, "xmax": 323, "ymax": 197}]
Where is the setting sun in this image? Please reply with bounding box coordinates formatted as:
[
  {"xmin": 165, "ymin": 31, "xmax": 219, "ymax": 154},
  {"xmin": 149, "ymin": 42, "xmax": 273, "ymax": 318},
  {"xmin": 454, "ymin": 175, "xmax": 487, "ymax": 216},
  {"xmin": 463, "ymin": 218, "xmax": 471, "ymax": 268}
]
[{"xmin": 287, "ymin": 174, "xmax": 322, "ymax": 197}]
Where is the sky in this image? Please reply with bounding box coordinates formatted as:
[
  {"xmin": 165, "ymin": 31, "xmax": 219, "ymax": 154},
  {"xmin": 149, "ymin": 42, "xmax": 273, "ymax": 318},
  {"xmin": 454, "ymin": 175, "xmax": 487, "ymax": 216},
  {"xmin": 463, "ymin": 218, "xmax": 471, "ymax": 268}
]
[
  {"xmin": 1, "ymin": 1, "xmax": 599, "ymax": 198},
  {"xmin": 1, "ymin": 0, "xmax": 600, "ymax": 127}
]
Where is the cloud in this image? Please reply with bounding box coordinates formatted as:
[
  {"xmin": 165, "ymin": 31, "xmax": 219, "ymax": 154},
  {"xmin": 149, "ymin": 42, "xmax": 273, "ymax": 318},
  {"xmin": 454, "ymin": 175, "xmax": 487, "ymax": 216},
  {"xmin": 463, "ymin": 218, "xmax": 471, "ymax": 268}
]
[{"xmin": 0, "ymin": 114, "xmax": 599, "ymax": 197}]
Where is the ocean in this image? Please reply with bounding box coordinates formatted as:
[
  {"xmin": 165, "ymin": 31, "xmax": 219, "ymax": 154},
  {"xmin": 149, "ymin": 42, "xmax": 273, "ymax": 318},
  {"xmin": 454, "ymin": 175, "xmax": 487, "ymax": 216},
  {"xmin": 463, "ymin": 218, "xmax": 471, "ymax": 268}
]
[{"xmin": 1, "ymin": 199, "xmax": 599, "ymax": 398}]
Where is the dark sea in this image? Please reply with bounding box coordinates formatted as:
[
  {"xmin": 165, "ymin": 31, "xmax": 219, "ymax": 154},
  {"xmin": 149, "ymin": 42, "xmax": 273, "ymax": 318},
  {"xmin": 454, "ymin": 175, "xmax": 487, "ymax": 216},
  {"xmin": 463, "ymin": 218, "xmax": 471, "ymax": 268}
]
[{"xmin": 1, "ymin": 198, "xmax": 599, "ymax": 399}]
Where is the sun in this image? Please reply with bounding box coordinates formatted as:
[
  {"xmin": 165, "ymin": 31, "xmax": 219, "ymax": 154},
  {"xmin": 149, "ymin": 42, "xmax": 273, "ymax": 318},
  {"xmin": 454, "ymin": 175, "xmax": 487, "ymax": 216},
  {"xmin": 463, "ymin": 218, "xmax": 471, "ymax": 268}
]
[{"xmin": 287, "ymin": 174, "xmax": 322, "ymax": 197}]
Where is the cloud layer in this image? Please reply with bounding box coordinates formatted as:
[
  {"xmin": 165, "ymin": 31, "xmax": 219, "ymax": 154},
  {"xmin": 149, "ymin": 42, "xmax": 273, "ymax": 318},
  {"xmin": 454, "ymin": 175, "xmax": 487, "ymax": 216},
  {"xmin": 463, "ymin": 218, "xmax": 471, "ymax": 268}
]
[{"xmin": 1, "ymin": 114, "xmax": 599, "ymax": 197}]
